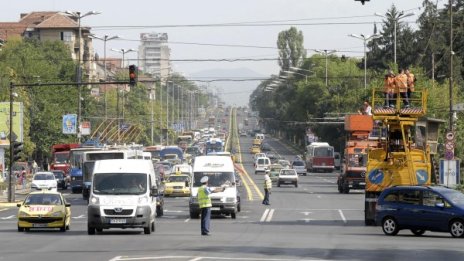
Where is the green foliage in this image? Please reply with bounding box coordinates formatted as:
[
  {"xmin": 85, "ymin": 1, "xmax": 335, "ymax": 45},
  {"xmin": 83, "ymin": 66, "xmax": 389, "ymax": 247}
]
[{"xmin": 277, "ymin": 27, "xmax": 306, "ymax": 71}]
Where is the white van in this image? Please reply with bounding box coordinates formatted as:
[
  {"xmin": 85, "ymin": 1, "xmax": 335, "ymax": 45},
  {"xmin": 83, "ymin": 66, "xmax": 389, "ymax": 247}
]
[
  {"xmin": 87, "ymin": 159, "xmax": 159, "ymax": 235},
  {"xmin": 189, "ymin": 155, "xmax": 239, "ymax": 219},
  {"xmin": 254, "ymin": 157, "xmax": 271, "ymax": 174}
]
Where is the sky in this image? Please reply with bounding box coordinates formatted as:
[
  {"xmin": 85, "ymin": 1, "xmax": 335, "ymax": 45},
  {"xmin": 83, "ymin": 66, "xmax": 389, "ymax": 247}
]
[{"xmin": 2, "ymin": 0, "xmax": 446, "ymax": 106}]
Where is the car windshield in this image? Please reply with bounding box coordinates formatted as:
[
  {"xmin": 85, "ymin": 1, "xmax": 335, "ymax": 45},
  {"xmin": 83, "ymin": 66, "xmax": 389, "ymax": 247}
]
[
  {"xmin": 93, "ymin": 173, "xmax": 147, "ymax": 195},
  {"xmin": 53, "ymin": 172, "xmax": 63, "ymax": 179},
  {"xmin": 281, "ymin": 170, "xmax": 296, "ymax": 175},
  {"xmin": 193, "ymin": 172, "xmax": 234, "ymax": 187},
  {"xmin": 442, "ymin": 190, "xmax": 464, "ymax": 205},
  {"xmin": 293, "ymin": 161, "xmax": 304, "ymax": 166},
  {"xmin": 34, "ymin": 174, "xmax": 55, "ymax": 180},
  {"xmin": 348, "ymin": 153, "xmax": 367, "ymax": 167},
  {"xmin": 54, "ymin": 153, "xmax": 69, "ymax": 164},
  {"xmin": 168, "ymin": 175, "xmax": 189, "ymax": 182},
  {"xmin": 24, "ymin": 194, "xmax": 62, "ymax": 205}
]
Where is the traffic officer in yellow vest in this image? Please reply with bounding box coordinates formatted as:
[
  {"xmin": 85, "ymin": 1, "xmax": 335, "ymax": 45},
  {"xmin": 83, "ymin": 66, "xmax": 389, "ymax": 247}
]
[
  {"xmin": 198, "ymin": 176, "xmax": 225, "ymax": 236},
  {"xmin": 262, "ymin": 172, "xmax": 272, "ymax": 205}
]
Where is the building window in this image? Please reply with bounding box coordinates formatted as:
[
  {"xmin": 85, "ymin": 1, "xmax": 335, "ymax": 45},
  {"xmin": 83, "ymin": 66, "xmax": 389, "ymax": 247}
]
[{"xmin": 61, "ymin": 31, "xmax": 72, "ymax": 42}]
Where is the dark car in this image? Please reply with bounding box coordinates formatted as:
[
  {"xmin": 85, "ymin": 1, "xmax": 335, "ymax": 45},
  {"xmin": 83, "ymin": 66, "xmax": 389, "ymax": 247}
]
[
  {"xmin": 260, "ymin": 142, "xmax": 271, "ymax": 152},
  {"xmin": 51, "ymin": 170, "xmax": 66, "ymax": 190},
  {"xmin": 375, "ymin": 186, "xmax": 464, "ymax": 238}
]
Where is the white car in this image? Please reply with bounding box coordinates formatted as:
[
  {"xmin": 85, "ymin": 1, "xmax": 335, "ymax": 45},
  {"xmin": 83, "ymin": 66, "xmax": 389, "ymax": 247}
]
[
  {"xmin": 254, "ymin": 157, "xmax": 271, "ymax": 175},
  {"xmin": 31, "ymin": 172, "xmax": 58, "ymax": 191},
  {"xmin": 254, "ymin": 153, "xmax": 267, "ymax": 161},
  {"xmin": 292, "ymin": 160, "xmax": 307, "ymax": 176},
  {"xmin": 277, "ymin": 169, "xmax": 298, "ymax": 187}
]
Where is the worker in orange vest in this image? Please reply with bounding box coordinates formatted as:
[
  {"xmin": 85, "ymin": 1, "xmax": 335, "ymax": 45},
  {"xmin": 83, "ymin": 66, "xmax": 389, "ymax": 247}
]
[
  {"xmin": 405, "ymin": 68, "xmax": 415, "ymax": 100},
  {"xmin": 395, "ymin": 68, "xmax": 409, "ymax": 108},
  {"xmin": 383, "ymin": 69, "xmax": 396, "ymax": 107}
]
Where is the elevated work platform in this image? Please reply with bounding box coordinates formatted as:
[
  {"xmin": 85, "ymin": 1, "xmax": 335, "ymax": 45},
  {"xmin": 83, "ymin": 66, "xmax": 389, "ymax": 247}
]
[{"xmin": 371, "ymin": 89, "xmax": 427, "ymax": 118}]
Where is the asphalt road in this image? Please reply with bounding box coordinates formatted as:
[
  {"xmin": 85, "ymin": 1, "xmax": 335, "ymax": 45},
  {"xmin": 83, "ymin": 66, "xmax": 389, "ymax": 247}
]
[{"xmin": 1, "ymin": 119, "xmax": 464, "ymax": 260}]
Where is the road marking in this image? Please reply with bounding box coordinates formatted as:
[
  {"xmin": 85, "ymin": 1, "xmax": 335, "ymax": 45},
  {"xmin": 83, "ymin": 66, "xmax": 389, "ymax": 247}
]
[
  {"xmin": 0, "ymin": 208, "xmax": 8, "ymax": 212},
  {"xmin": 266, "ymin": 209, "xmax": 274, "ymax": 222},
  {"xmin": 72, "ymin": 214, "xmax": 86, "ymax": 219},
  {"xmin": 301, "ymin": 211, "xmax": 312, "ymax": 216},
  {"xmin": 317, "ymin": 195, "xmax": 322, "ymax": 199},
  {"xmin": 1, "ymin": 215, "xmax": 15, "ymax": 220},
  {"xmin": 300, "ymin": 218, "xmax": 313, "ymax": 223},
  {"xmin": 164, "ymin": 210, "xmax": 184, "ymax": 213},
  {"xmin": 184, "ymin": 218, "xmax": 190, "ymax": 222},
  {"xmin": 111, "ymin": 256, "xmax": 332, "ymax": 261},
  {"xmin": 189, "ymin": 257, "xmax": 203, "ymax": 261},
  {"xmin": 338, "ymin": 209, "xmax": 347, "ymax": 224},
  {"xmin": 260, "ymin": 209, "xmax": 269, "ymax": 222}
]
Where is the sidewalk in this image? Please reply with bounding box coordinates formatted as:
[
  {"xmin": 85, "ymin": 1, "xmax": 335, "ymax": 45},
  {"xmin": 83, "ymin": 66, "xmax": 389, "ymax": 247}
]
[{"xmin": 0, "ymin": 186, "xmax": 31, "ymax": 207}]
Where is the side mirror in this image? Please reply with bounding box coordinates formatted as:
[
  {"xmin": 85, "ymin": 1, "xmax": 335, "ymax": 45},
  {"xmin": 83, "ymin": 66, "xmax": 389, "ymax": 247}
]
[
  {"xmin": 435, "ymin": 202, "xmax": 445, "ymax": 208},
  {"xmin": 65, "ymin": 203, "xmax": 71, "ymax": 207},
  {"xmin": 16, "ymin": 203, "xmax": 21, "ymax": 207},
  {"xmin": 150, "ymin": 187, "xmax": 159, "ymax": 197}
]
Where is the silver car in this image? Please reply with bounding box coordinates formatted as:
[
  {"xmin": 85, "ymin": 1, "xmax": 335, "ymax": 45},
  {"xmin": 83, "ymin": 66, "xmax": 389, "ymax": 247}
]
[{"xmin": 292, "ymin": 160, "xmax": 307, "ymax": 176}]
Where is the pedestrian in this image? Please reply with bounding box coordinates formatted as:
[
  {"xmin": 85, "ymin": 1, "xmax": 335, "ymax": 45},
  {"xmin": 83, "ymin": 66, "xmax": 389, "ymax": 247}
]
[
  {"xmin": 383, "ymin": 70, "xmax": 396, "ymax": 107},
  {"xmin": 395, "ymin": 68, "xmax": 409, "ymax": 108},
  {"xmin": 262, "ymin": 172, "xmax": 272, "ymax": 205},
  {"xmin": 198, "ymin": 176, "xmax": 225, "ymax": 236},
  {"xmin": 364, "ymin": 100, "xmax": 372, "ymax": 115},
  {"xmin": 21, "ymin": 169, "xmax": 26, "ymax": 190},
  {"xmin": 405, "ymin": 68, "xmax": 416, "ymax": 101}
]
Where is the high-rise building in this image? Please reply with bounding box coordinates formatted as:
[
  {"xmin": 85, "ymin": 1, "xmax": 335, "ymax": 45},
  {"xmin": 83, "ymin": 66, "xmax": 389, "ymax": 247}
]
[{"xmin": 138, "ymin": 33, "xmax": 170, "ymax": 80}]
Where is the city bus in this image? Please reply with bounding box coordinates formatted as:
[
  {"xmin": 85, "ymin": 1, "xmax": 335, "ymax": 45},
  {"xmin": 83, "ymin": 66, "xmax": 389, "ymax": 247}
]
[{"xmin": 305, "ymin": 142, "xmax": 335, "ymax": 173}]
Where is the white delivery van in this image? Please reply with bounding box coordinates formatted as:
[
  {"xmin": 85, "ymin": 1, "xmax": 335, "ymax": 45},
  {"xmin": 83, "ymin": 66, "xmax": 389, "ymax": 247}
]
[
  {"xmin": 189, "ymin": 155, "xmax": 239, "ymax": 219},
  {"xmin": 87, "ymin": 159, "xmax": 159, "ymax": 235}
]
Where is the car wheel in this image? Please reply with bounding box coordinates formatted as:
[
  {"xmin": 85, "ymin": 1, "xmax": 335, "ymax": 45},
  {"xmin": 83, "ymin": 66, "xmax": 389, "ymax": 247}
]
[
  {"xmin": 60, "ymin": 223, "xmax": 66, "ymax": 232},
  {"xmin": 87, "ymin": 226, "xmax": 96, "ymax": 235},
  {"xmin": 411, "ymin": 229, "xmax": 425, "ymax": 236},
  {"xmin": 25, "ymin": 228, "xmax": 30, "ymax": 232},
  {"xmin": 151, "ymin": 221, "xmax": 155, "ymax": 232},
  {"xmin": 144, "ymin": 224, "xmax": 151, "ymax": 235},
  {"xmin": 17, "ymin": 226, "xmax": 24, "ymax": 232},
  {"xmin": 382, "ymin": 217, "xmax": 399, "ymax": 236},
  {"xmin": 231, "ymin": 212, "xmax": 236, "ymax": 219},
  {"xmin": 96, "ymin": 228, "xmax": 103, "ymax": 233},
  {"xmin": 450, "ymin": 219, "xmax": 464, "ymax": 238},
  {"xmin": 237, "ymin": 203, "xmax": 241, "ymax": 212},
  {"xmin": 295, "ymin": 182, "xmax": 298, "ymax": 188},
  {"xmin": 304, "ymin": 172, "xmax": 307, "ymax": 176}
]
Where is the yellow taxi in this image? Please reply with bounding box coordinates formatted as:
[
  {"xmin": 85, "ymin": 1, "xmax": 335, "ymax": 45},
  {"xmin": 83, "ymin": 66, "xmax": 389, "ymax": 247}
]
[
  {"xmin": 250, "ymin": 145, "xmax": 261, "ymax": 154},
  {"xmin": 163, "ymin": 173, "xmax": 191, "ymax": 197},
  {"xmin": 17, "ymin": 190, "xmax": 71, "ymax": 232}
]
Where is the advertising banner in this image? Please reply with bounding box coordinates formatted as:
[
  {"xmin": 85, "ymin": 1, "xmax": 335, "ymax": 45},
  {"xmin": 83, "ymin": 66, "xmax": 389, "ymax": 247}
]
[
  {"xmin": 62, "ymin": 114, "xmax": 77, "ymax": 134},
  {"xmin": 0, "ymin": 102, "xmax": 23, "ymax": 142}
]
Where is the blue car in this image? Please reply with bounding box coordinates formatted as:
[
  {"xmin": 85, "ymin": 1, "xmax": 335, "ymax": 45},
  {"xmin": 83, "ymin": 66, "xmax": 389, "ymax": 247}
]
[{"xmin": 375, "ymin": 186, "xmax": 464, "ymax": 238}]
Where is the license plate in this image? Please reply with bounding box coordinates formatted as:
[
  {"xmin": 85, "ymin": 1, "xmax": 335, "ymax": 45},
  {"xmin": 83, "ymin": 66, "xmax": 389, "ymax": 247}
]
[
  {"xmin": 211, "ymin": 207, "xmax": 220, "ymax": 211},
  {"xmin": 110, "ymin": 219, "xmax": 126, "ymax": 224},
  {"xmin": 33, "ymin": 224, "xmax": 48, "ymax": 228}
]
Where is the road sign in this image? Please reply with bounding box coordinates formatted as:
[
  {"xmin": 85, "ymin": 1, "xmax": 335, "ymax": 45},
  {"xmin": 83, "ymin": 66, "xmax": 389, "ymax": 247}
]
[
  {"xmin": 440, "ymin": 159, "xmax": 460, "ymax": 186},
  {"xmin": 445, "ymin": 142, "xmax": 454, "ymax": 151},
  {"xmin": 446, "ymin": 132, "xmax": 455, "ymax": 141}
]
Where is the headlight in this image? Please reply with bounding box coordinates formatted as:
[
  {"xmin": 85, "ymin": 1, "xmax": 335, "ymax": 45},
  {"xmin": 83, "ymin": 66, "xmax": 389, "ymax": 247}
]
[
  {"xmin": 72, "ymin": 177, "xmax": 76, "ymax": 181},
  {"xmin": 138, "ymin": 196, "xmax": 149, "ymax": 204},
  {"xmin": 18, "ymin": 211, "xmax": 29, "ymax": 217},
  {"xmin": 51, "ymin": 211, "xmax": 63, "ymax": 217},
  {"xmin": 226, "ymin": 197, "xmax": 235, "ymax": 203},
  {"xmin": 90, "ymin": 196, "xmax": 99, "ymax": 205}
]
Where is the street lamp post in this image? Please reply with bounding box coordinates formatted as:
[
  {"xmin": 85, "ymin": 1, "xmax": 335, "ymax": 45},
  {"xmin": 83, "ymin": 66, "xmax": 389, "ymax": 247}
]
[
  {"xmin": 283, "ymin": 70, "xmax": 308, "ymax": 83},
  {"xmin": 65, "ymin": 11, "xmax": 101, "ymax": 142},
  {"xmin": 348, "ymin": 33, "xmax": 381, "ymax": 89},
  {"xmin": 111, "ymin": 48, "xmax": 135, "ymax": 142},
  {"xmin": 315, "ymin": 50, "xmax": 336, "ymax": 86},
  {"xmin": 90, "ymin": 34, "xmax": 120, "ymax": 119},
  {"xmin": 375, "ymin": 11, "xmax": 414, "ymax": 65}
]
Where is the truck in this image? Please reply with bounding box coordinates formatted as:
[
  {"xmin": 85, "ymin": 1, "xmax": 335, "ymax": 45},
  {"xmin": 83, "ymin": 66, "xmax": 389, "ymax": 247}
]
[
  {"xmin": 364, "ymin": 86, "xmax": 433, "ymax": 225},
  {"xmin": 337, "ymin": 115, "xmax": 379, "ymax": 194},
  {"xmin": 50, "ymin": 143, "xmax": 80, "ymax": 176}
]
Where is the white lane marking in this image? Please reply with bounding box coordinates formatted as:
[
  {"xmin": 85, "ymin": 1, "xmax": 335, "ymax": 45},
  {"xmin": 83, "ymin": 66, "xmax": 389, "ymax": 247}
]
[
  {"xmin": 265, "ymin": 209, "xmax": 274, "ymax": 222},
  {"xmin": 164, "ymin": 210, "xmax": 185, "ymax": 213},
  {"xmin": 1, "ymin": 215, "xmax": 15, "ymax": 220},
  {"xmin": 300, "ymin": 218, "xmax": 313, "ymax": 223},
  {"xmin": 189, "ymin": 257, "xmax": 203, "ymax": 261},
  {"xmin": 184, "ymin": 218, "xmax": 190, "ymax": 223},
  {"xmin": 0, "ymin": 208, "xmax": 9, "ymax": 212},
  {"xmin": 338, "ymin": 209, "xmax": 347, "ymax": 224},
  {"xmin": 111, "ymin": 256, "xmax": 332, "ymax": 261},
  {"xmin": 317, "ymin": 195, "xmax": 322, "ymax": 199},
  {"xmin": 301, "ymin": 212, "xmax": 312, "ymax": 216},
  {"xmin": 260, "ymin": 209, "xmax": 270, "ymax": 222},
  {"xmin": 62, "ymin": 193, "xmax": 70, "ymax": 196},
  {"xmin": 72, "ymin": 214, "xmax": 86, "ymax": 219}
]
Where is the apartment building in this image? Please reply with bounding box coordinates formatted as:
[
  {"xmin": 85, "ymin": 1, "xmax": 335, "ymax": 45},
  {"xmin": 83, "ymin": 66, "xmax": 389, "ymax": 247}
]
[{"xmin": 138, "ymin": 33, "xmax": 171, "ymax": 80}]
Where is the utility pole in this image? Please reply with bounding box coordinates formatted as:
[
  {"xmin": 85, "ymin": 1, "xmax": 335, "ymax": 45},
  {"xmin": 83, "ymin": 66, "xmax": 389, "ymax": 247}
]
[{"xmin": 449, "ymin": 0, "xmax": 454, "ymax": 131}]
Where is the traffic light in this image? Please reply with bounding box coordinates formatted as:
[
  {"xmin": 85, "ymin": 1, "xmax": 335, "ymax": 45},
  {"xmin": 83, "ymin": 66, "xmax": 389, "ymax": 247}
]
[
  {"xmin": 129, "ymin": 65, "xmax": 137, "ymax": 86},
  {"xmin": 12, "ymin": 141, "xmax": 23, "ymax": 162}
]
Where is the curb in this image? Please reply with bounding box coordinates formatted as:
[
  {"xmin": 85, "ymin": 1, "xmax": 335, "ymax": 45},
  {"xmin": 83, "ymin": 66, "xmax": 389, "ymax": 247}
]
[{"xmin": 0, "ymin": 201, "xmax": 21, "ymax": 207}]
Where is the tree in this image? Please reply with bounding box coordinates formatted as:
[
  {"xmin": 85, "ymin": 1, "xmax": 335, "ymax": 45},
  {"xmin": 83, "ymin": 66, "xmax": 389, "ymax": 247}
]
[{"xmin": 277, "ymin": 27, "xmax": 306, "ymax": 71}]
